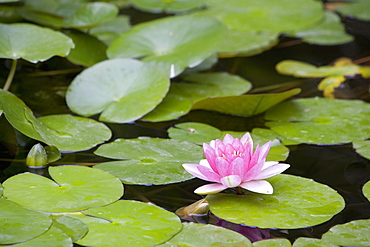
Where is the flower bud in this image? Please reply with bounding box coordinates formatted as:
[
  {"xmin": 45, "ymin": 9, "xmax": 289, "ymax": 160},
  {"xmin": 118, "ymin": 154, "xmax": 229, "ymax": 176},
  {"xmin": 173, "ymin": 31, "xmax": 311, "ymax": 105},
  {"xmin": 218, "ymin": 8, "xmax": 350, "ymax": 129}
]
[{"xmin": 26, "ymin": 143, "xmax": 48, "ymax": 168}]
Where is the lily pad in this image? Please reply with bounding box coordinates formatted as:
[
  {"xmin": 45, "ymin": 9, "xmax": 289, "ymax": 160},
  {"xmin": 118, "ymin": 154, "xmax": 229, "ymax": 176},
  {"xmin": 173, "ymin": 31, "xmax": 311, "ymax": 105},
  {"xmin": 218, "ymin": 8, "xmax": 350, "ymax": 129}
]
[
  {"xmin": 89, "ymin": 15, "xmax": 131, "ymax": 45},
  {"xmin": 142, "ymin": 72, "xmax": 252, "ymax": 122},
  {"xmin": 66, "ymin": 58, "xmax": 170, "ymax": 123},
  {"xmin": 5, "ymin": 225, "xmax": 72, "ymax": 247},
  {"xmin": 353, "ymin": 140, "xmax": 370, "ymax": 160},
  {"xmin": 2, "ymin": 165, "xmax": 123, "ymax": 212},
  {"xmin": 131, "ymin": 0, "xmax": 205, "ymax": 13},
  {"xmin": 287, "ymin": 11, "xmax": 353, "ymax": 45},
  {"xmin": 0, "ymin": 23, "xmax": 74, "ymax": 63},
  {"xmin": 107, "ymin": 15, "xmax": 227, "ymax": 77},
  {"xmin": 218, "ymin": 30, "xmax": 279, "ymax": 57},
  {"xmin": 94, "ymin": 137, "xmax": 203, "ymax": 185},
  {"xmin": 206, "ymin": 174, "xmax": 345, "ymax": 229},
  {"xmin": 0, "ymin": 90, "xmax": 112, "ymax": 152},
  {"xmin": 0, "ymin": 198, "xmax": 52, "ymax": 245},
  {"xmin": 265, "ymin": 97, "xmax": 370, "ymax": 144},
  {"xmin": 191, "ymin": 88, "xmax": 301, "ymax": 117},
  {"xmin": 73, "ymin": 200, "xmax": 182, "ymax": 247},
  {"xmin": 253, "ymin": 238, "xmax": 291, "ymax": 247},
  {"xmin": 65, "ymin": 30, "xmax": 107, "ymax": 67},
  {"xmin": 335, "ymin": 0, "xmax": 370, "ymax": 21},
  {"xmin": 363, "ymin": 180, "xmax": 370, "ymax": 201},
  {"xmin": 199, "ymin": 0, "xmax": 324, "ymax": 32},
  {"xmin": 17, "ymin": 1, "xmax": 118, "ymax": 29},
  {"xmin": 168, "ymin": 122, "xmax": 222, "ymax": 144},
  {"xmin": 159, "ymin": 222, "xmax": 252, "ymax": 246},
  {"xmin": 292, "ymin": 237, "xmax": 338, "ymax": 247},
  {"xmin": 321, "ymin": 219, "xmax": 370, "ymax": 246},
  {"xmin": 52, "ymin": 215, "xmax": 88, "ymax": 243}
]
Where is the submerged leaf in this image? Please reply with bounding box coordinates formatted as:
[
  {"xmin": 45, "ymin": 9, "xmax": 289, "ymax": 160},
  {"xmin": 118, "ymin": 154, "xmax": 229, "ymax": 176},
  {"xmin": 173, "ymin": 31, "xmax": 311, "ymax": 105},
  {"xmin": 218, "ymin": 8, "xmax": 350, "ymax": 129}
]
[{"xmin": 335, "ymin": 0, "xmax": 370, "ymax": 21}]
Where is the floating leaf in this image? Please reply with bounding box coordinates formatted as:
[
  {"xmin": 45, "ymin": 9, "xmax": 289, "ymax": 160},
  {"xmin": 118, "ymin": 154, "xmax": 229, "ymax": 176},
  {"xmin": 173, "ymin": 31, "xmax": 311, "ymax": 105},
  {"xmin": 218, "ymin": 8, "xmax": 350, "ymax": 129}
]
[
  {"xmin": 168, "ymin": 122, "xmax": 222, "ymax": 144},
  {"xmin": 142, "ymin": 72, "xmax": 252, "ymax": 122},
  {"xmin": 335, "ymin": 0, "xmax": 370, "ymax": 21},
  {"xmin": 276, "ymin": 58, "xmax": 369, "ymax": 78},
  {"xmin": 0, "ymin": 90, "xmax": 111, "ymax": 152},
  {"xmin": 65, "ymin": 30, "xmax": 107, "ymax": 67},
  {"xmin": 159, "ymin": 222, "xmax": 252, "ymax": 246},
  {"xmin": 107, "ymin": 15, "xmax": 227, "ymax": 77},
  {"xmin": 131, "ymin": 0, "xmax": 205, "ymax": 13},
  {"xmin": 353, "ymin": 140, "xmax": 370, "ymax": 160},
  {"xmin": 265, "ymin": 97, "xmax": 370, "ymax": 144},
  {"xmin": 322, "ymin": 219, "xmax": 370, "ymax": 246},
  {"xmin": 2, "ymin": 165, "xmax": 123, "ymax": 212},
  {"xmin": 191, "ymin": 88, "xmax": 301, "ymax": 117},
  {"xmin": 253, "ymin": 238, "xmax": 291, "ymax": 247},
  {"xmin": 363, "ymin": 180, "xmax": 370, "ymax": 201},
  {"xmin": 66, "ymin": 58, "xmax": 170, "ymax": 123},
  {"xmin": 52, "ymin": 215, "xmax": 88, "ymax": 243},
  {"xmin": 89, "ymin": 15, "xmax": 131, "ymax": 45},
  {"xmin": 6, "ymin": 225, "xmax": 73, "ymax": 247},
  {"xmin": 0, "ymin": 198, "xmax": 52, "ymax": 245},
  {"xmin": 198, "ymin": 0, "xmax": 324, "ymax": 32},
  {"xmin": 206, "ymin": 174, "xmax": 345, "ymax": 229},
  {"xmin": 94, "ymin": 137, "xmax": 203, "ymax": 185},
  {"xmin": 287, "ymin": 11, "xmax": 353, "ymax": 45},
  {"xmin": 292, "ymin": 237, "xmax": 338, "ymax": 247},
  {"xmin": 18, "ymin": 1, "xmax": 118, "ymax": 29},
  {"xmin": 73, "ymin": 200, "xmax": 182, "ymax": 247},
  {"xmin": 218, "ymin": 30, "xmax": 279, "ymax": 57},
  {"xmin": 0, "ymin": 23, "xmax": 74, "ymax": 63}
]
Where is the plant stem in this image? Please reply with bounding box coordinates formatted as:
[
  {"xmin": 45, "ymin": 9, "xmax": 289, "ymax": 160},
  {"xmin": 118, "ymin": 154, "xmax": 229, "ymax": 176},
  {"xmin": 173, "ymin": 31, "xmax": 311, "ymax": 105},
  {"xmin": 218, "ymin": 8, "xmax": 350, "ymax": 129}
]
[
  {"xmin": 3, "ymin": 59, "xmax": 17, "ymax": 91},
  {"xmin": 236, "ymin": 187, "xmax": 244, "ymax": 195}
]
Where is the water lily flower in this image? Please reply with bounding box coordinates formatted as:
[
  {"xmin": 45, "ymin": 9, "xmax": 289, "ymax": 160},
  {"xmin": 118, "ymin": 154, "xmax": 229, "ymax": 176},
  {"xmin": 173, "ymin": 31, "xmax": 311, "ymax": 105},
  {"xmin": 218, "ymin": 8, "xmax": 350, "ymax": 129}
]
[{"xmin": 182, "ymin": 133, "xmax": 290, "ymax": 195}]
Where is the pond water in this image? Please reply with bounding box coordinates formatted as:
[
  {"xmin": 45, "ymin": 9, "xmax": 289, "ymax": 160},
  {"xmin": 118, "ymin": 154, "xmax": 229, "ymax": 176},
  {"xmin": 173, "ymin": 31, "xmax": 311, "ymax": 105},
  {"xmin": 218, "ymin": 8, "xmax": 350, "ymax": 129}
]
[{"xmin": 1, "ymin": 2, "xmax": 370, "ymax": 246}]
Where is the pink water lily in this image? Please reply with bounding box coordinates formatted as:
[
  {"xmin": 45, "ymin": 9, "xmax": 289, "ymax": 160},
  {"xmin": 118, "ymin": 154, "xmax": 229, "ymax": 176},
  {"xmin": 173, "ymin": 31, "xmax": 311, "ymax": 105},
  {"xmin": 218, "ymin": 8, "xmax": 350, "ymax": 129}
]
[{"xmin": 182, "ymin": 133, "xmax": 290, "ymax": 195}]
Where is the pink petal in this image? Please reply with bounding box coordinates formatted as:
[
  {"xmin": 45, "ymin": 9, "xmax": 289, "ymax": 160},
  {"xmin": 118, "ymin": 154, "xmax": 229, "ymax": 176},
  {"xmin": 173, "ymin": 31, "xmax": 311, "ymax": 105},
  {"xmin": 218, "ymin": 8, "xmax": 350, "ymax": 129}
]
[
  {"xmin": 242, "ymin": 158, "xmax": 265, "ymax": 181},
  {"xmin": 203, "ymin": 143, "xmax": 217, "ymax": 171},
  {"xmin": 182, "ymin": 163, "xmax": 212, "ymax": 181},
  {"xmin": 240, "ymin": 133, "xmax": 252, "ymax": 145},
  {"xmin": 222, "ymin": 134, "xmax": 234, "ymax": 144},
  {"xmin": 215, "ymin": 157, "xmax": 231, "ymax": 177},
  {"xmin": 220, "ymin": 175, "xmax": 242, "ymax": 188},
  {"xmin": 230, "ymin": 157, "xmax": 246, "ymax": 176},
  {"xmin": 182, "ymin": 161, "xmax": 220, "ymax": 182},
  {"xmin": 194, "ymin": 183, "xmax": 228, "ymax": 195},
  {"xmin": 239, "ymin": 180, "xmax": 274, "ymax": 194},
  {"xmin": 197, "ymin": 164, "xmax": 222, "ymax": 182},
  {"xmin": 257, "ymin": 141, "xmax": 272, "ymax": 161},
  {"xmin": 253, "ymin": 162, "xmax": 290, "ymax": 180}
]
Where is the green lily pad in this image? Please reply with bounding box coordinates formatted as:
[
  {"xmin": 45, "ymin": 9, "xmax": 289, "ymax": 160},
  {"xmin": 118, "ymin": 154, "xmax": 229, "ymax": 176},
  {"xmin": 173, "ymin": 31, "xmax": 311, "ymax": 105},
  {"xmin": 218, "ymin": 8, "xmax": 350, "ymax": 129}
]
[
  {"xmin": 191, "ymin": 88, "xmax": 301, "ymax": 117},
  {"xmin": 253, "ymin": 238, "xmax": 291, "ymax": 247},
  {"xmin": 73, "ymin": 200, "xmax": 182, "ymax": 247},
  {"xmin": 37, "ymin": 114, "xmax": 112, "ymax": 152},
  {"xmin": 265, "ymin": 97, "xmax": 370, "ymax": 144},
  {"xmin": 0, "ymin": 198, "xmax": 52, "ymax": 245},
  {"xmin": 335, "ymin": 0, "xmax": 370, "ymax": 21},
  {"xmin": 89, "ymin": 15, "xmax": 131, "ymax": 45},
  {"xmin": 94, "ymin": 137, "xmax": 203, "ymax": 185},
  {"xmin": 292, "ymin": 237, "xmax": 338, "ymax": 247},
  {"xmin": 65, "ymin": 30, "xmax": 107, "ymax": 67},
  {"xmin": 52, "ymin": 215, "xmax": 88, "ymax": 243},
  {"xmin": 218, "ymin": 30, "xmax": 279, "ymax": 57},
  {"xmin": 363, "ymin": 180, "xmax": 370, "ymax": 201},
  {"xmin": 66, "ymin": 58, "xmax": 170, "ymax": 123},
  {"xmin": 353, "ymin": 140, "xmax": 370, "ymax": 160},
  {"xmin": 2, "ymin": 165, "xmax": 123, "ymax": 212},
  {"xmin": 206, "ymin": 174, "xmax": 345, "ymax": 229},
  {"xmin": 0, "ymin": 23, "xmax": 74, "ymax": 63},
  {"xmin": 18, "ymin": 1, "xmax": 118, "ymax": 29},
  {"xmin": 142, "ymin": 72, "xmax": 252, "ymax": 122},
  {"xmin": 107, "ymin": 15, "xmax": 227, "ymax": 77},
  {"xmin": 199, "ymin": 0, "xmax": 324, "ymax": 32},
  {"xmin": 168, "ymin": 122, "xmax": 222, "ymax": 145},
  {"xmin": 287, "ymin": 11, "xmax": 353, "ymax": 45},
  {"xmin": 131, "ymin": 0, "xmax": 204, "ymax": 13},
  {"xmin": 4, "ymin": 225, "xmax": 73, "ymax": 247},
  {"xmin": 322, "ymin": 219, "xmax": 370, "ymax": 246},
  {"xmin": 159, "ymin": 222, "xmax": 252, "ymax": 246},
  {"xmin": 276, "ymin": 59, "xmax": 369, "ymax": 78}
]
